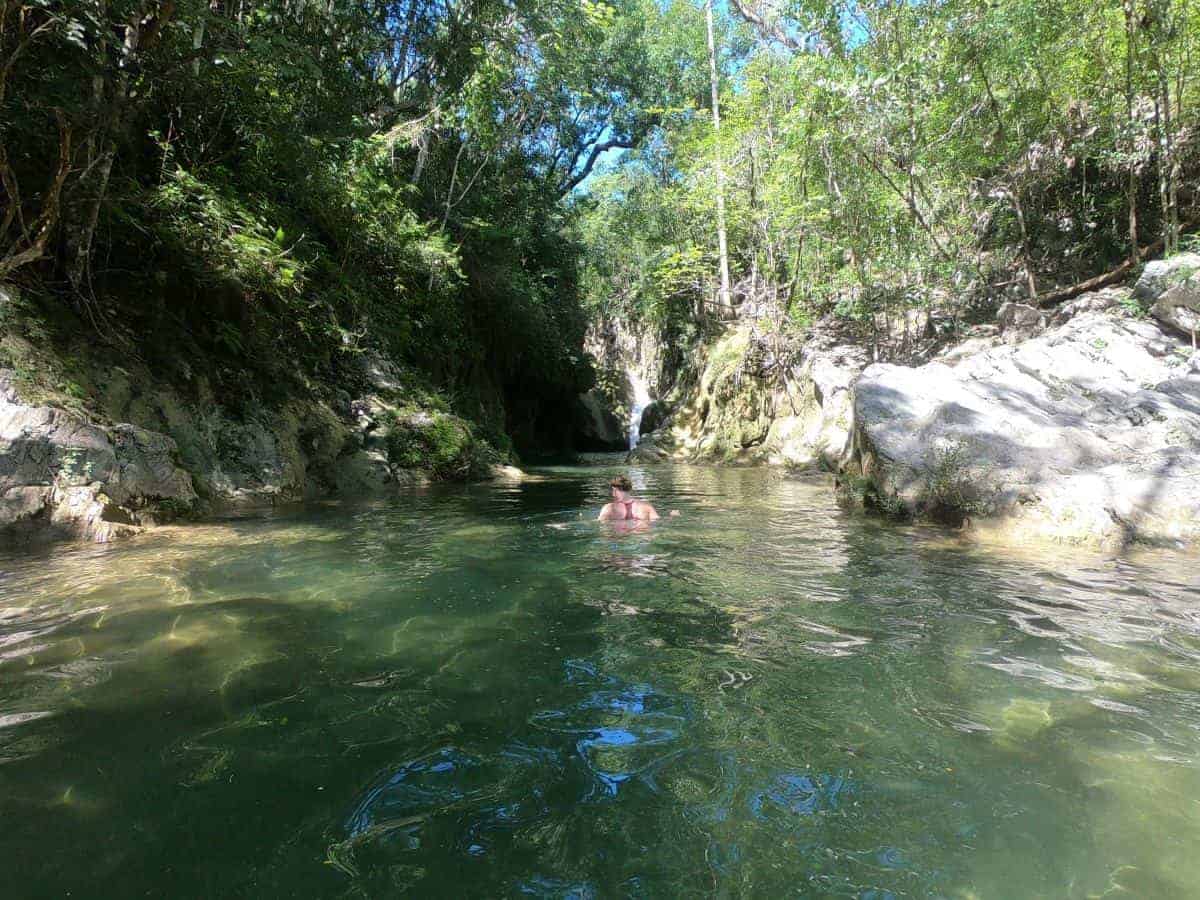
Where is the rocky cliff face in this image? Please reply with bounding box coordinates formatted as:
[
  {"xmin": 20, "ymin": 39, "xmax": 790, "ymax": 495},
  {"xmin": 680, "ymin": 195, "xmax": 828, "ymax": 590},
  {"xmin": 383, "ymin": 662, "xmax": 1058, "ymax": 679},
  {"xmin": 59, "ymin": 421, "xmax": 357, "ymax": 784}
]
[
  {"xmin": 572, "ymin": 318, "xmax": 665, "ymax": 452},
  {"xmin": 0, "ymin": 287, "xmax": 508, "ymax": 543},
  {"xmin": 628, "ymin": 325, "xmax": 869, "ymax": 468},
  {"xmin": 0, "ymin": 370, "xmax": 197, "ymax": 541}
]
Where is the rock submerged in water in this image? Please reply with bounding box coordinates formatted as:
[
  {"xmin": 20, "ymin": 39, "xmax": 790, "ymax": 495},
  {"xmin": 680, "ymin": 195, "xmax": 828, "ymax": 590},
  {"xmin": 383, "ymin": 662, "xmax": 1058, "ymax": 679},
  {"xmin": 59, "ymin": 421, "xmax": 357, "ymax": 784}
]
[{"xmin": 847, "ymin": 295, "xmax": 1200, "ymax": 547}]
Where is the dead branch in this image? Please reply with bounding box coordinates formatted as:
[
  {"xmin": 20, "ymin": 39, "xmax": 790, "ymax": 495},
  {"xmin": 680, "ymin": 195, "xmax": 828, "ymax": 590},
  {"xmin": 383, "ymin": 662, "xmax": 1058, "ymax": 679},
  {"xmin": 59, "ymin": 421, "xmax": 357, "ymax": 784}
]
[{"xmin": 1036, "ymin": 218, "xmax": 1198, "ymax": 307}]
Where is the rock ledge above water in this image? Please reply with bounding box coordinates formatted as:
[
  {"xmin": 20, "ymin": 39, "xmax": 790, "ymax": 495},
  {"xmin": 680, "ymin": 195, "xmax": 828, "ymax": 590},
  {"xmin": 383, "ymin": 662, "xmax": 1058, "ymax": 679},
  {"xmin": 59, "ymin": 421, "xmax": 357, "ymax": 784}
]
[{"xmin": 847, "ymin": 300, "xmax": 1200, "ymax": 547}]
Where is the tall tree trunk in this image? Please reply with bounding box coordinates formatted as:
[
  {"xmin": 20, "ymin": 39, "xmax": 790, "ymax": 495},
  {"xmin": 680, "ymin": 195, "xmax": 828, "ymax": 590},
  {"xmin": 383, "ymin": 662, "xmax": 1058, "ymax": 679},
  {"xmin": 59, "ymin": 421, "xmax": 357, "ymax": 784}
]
[
  {"xmin": 975, "ymin": 59, "xmax": 1037, "ymax": 299},
  {"xmin": 1123, "ymin": 0, "xmax": 1139, "ymax": 264},
  {"xmin": 1148, "ymin": 0, "xmax": 1179, "ymax": 255},
  {"xmin": 705, "ymin": 0, "xmax": 732, "ymax": 314},
  {"xmin": 68, "ymin": 0, "xmax": 174, "ymax": 293},
  {"xmin": 1010, "ymin": 188, "xmax": 1038, "ymax": 299},
  {"xmin": 393, "ymin": 0, "xmax": 420, "ymax": 92}
]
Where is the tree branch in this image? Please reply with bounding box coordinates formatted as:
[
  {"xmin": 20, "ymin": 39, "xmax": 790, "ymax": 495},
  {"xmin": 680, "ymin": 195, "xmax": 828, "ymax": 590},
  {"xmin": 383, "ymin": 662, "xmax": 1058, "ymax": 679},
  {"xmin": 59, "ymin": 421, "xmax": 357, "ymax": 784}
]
[
  {"xmin": 0, "ymin": 111, "xmax": 71, "ymax": 279},
  {"xmin": 727, "ymin": 0, "xmax": 802, "ymax": 50},
  {"xmin": 558, "ymin": 134, "xmax": 638, "ymax": 195},
  {"xmin": 1036, "ymin": 217, "xmax": 1198, "ymax": 307}
]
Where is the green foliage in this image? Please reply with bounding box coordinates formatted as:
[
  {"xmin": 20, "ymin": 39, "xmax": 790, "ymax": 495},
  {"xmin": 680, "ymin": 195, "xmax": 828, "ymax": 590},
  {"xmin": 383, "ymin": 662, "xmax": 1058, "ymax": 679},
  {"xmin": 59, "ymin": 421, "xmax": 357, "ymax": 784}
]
[
  {"xmin": 149, "ymin": 170, "xmax": 308, "ymax": 301},
  {"xmin": 1119, "ymin": 293, "xmax": 1150, "ymax": 319},
  {"xmin": 575, "ymin": 0, "xmax": 1198, "ymax": 367},
  {"xmin": 1, "ymin": 0, "xmax": 634, "ymax": 459},
  {"xmin": 5, "ymin": 0, "xmax": 1198, "ymax": 469},
  {"xmin": 382, "ymin": 410, "xmax": 498, "ymax": 481},
  {"xmin": 922, "ymin": 441, "xmax": 994, "ymax": 521}
]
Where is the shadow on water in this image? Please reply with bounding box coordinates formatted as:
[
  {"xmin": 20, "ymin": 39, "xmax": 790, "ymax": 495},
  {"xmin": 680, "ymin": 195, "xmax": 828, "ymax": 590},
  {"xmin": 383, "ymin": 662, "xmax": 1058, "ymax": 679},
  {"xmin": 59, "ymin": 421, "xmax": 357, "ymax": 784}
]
[{"xmin": 1, "ymin": 465, "xmax": 1200, "ymax": 896}]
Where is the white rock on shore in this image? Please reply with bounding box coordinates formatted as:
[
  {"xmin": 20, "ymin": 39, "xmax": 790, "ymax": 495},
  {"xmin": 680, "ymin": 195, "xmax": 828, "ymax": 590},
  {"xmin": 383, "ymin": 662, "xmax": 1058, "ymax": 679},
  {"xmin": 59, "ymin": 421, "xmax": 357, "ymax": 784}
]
[
  {"xmin": 1135, "ymin": 252, "xmax": 1200, "ymax": 339},
  {"xmin": 848, "ymin": 296, "xmax": 1200, "ymax": 548}
]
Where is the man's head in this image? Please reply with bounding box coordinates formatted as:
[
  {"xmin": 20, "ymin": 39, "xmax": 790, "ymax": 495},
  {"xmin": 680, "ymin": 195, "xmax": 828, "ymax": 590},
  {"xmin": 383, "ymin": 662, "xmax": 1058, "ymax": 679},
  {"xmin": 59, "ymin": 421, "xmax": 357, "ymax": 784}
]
[{"xmin": 609, "ymin": 474, "xmax": 633, "ymax": 500}]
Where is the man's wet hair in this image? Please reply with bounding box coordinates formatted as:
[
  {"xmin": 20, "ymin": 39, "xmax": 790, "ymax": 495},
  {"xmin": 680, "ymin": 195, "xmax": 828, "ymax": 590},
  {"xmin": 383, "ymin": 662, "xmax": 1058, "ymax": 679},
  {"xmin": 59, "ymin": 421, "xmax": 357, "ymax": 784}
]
[{"xmin": 609, "ymin": 475, "xmax": 633, "ymax": 492}]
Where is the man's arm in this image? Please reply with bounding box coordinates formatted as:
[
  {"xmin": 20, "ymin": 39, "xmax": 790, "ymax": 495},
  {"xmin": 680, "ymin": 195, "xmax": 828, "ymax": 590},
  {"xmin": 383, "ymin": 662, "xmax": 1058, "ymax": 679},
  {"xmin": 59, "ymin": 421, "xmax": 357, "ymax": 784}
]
[
  {"xmin": 640, "ymin": 502, "xmax": 660, "ymax": 521},
  {"xmin": 598, "ymin": 502, "xmax": 616, "ymax": 521}
]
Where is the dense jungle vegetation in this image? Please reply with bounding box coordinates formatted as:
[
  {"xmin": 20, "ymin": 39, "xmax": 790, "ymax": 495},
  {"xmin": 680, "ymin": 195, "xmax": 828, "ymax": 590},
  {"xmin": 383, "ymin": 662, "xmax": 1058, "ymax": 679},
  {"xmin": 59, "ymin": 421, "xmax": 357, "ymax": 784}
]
[
  {"xmin": 576, "ymin": 0, "xmax": 1200, "ymax": 370},
  {"xmin": 2, "ymin": 0, "xmax": 1198, "ymax": 455}
]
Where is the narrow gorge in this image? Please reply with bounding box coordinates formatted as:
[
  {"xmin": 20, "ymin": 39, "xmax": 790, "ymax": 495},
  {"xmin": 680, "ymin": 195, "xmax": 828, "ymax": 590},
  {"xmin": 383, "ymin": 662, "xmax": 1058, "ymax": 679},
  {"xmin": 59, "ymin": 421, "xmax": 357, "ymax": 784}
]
[{"xmin": 4, "ymin": 0, "xmax": 1200, "ymax": 893}]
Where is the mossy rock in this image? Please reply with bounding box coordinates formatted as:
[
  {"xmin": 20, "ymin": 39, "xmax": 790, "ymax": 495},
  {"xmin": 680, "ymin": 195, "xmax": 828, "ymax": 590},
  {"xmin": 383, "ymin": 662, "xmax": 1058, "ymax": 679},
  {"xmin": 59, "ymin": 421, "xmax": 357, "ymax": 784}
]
[
  {"xmin": 693, "ymin": 327, "xmax": 773, "ymax": 458},
  {"xmin": 381, "ymin": 410, "xmax": 497, "ymax": 481}
]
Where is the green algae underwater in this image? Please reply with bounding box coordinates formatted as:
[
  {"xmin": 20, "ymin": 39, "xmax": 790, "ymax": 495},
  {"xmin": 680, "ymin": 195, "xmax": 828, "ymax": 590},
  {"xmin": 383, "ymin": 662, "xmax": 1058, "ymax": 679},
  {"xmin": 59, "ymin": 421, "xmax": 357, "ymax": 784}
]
[{"xmin": 2, "ymin": 464, "xmax": 1200, "ymax": 898}]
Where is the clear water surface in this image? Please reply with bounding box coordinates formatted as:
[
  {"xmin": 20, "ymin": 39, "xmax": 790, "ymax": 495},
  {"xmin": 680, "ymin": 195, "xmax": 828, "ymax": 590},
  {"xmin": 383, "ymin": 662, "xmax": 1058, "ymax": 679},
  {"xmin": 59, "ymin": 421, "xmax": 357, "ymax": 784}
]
[{"xmin": 2, "ymin": 464, "xmax": 1200, "ymax": 898}]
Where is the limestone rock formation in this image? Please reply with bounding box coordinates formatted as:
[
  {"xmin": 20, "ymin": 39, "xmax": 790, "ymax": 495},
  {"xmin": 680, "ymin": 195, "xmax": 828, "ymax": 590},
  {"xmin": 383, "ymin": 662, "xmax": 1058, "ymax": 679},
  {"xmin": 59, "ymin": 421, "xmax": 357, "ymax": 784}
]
[
  {"xmin": 761, "ymin": 338, "xmax": 869, "ymax": 469},
  {"xmin": 1048, "ymin": 286, "xmax": 1126, "ymax": 326},
  {"xmin": 0, "ymin": 371, "xmax": 197, "ymax": 541},
  {"xmin": 624, "ymin": 325, "xmax": 868, "ymax": 468},
  {"xmin": 1135, "ymin": 253, "xmax": 1200, "ymax": 339},
  {"xmin": 997, "ymin": 301, "xmax": 1045, "ymax": 343},
  {"xmin": 847, "ymin": 298, "xmax": 1200, "ymax": 547},
  {"xmin": 0, "ymin": 332, "xmax": 506, "ymax": 542},
  {"xmin": 574, "ymin": 317, "xmax": 663, "ymax": 452}
]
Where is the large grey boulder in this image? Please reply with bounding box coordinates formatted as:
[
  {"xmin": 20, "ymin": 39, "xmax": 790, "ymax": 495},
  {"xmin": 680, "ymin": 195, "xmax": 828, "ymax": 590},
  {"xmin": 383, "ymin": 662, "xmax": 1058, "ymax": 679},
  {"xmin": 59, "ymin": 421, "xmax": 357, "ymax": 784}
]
[
  {"xmin": 1134, "ymin": 253, "xmax": 1200, "ymax": 338},
  {"xmin": 626, "ymin": 425, "xmax": 680, "ymax": 462},
  {"xmin": 997, "ymin": 301, "xmax": 1045, "ymax": 343},
  {"xmin": 1048, "ymin": 286, "xmax": 1125, "ymax": 326},
  {"xmin": 0, "ymin": 370, "xmax": 197, "ymax": 541},
  {"xmin": 847, "ymin": 301, "xmax": 1200, "ymax": 547}
]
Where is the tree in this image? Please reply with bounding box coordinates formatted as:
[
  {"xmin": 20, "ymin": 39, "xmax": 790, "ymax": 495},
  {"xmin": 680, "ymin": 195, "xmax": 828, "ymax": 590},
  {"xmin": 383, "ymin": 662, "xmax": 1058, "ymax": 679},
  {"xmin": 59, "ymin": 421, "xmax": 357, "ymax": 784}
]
[{"xmin": 704, "ymin": 0, "xmax": 731, "ymax": 313}]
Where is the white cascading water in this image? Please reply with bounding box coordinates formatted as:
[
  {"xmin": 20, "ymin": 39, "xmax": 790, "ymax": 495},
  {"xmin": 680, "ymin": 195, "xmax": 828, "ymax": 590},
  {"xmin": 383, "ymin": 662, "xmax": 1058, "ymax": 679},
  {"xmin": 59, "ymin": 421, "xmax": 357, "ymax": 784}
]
[{"xmin": 628, "ymin": 368, "xmax": 652, "ymax": 450}]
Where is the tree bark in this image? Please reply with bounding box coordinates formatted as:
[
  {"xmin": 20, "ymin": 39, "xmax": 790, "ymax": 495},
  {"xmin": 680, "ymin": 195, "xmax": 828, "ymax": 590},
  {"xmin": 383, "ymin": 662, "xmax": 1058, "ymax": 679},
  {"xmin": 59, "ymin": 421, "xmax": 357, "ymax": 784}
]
[
  {"xmin": 705, "ymin": 0, "xmax": 732, "ymax": 313},
  {"xmin": 1123, "ymin": 0, "xmax": 1139, "ymax": 265}
]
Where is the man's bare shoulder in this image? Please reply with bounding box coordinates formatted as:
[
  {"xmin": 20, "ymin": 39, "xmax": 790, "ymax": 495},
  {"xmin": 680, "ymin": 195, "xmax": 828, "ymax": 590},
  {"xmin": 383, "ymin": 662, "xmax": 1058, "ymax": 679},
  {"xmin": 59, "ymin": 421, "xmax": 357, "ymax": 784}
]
[{"xmin": 632, "ymin": 500, "xmax": 660, "ymax": 521}]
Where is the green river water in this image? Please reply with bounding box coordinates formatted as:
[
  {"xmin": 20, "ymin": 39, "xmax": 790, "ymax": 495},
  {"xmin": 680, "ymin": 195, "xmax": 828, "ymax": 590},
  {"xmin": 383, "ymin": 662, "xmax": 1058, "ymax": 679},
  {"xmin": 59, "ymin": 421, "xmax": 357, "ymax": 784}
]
[{"xmin": 2, "ymin": 463, "xmax": 1200, "ymax": 898}]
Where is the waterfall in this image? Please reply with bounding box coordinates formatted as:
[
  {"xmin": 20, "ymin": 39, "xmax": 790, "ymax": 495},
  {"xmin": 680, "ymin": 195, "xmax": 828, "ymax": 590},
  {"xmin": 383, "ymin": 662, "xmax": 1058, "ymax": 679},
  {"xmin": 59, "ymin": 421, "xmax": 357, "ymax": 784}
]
[{"xmin": 628, "ymin": 368, "xmax": 652, "ymax": 450}]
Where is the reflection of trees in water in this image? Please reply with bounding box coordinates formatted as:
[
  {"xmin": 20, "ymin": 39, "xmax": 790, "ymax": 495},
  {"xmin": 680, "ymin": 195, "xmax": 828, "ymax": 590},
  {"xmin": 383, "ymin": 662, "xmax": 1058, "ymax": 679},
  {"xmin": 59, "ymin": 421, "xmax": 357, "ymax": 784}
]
[{"xmin": 6, "ymin": 469, "xmax": 1200, "ymax": 895}]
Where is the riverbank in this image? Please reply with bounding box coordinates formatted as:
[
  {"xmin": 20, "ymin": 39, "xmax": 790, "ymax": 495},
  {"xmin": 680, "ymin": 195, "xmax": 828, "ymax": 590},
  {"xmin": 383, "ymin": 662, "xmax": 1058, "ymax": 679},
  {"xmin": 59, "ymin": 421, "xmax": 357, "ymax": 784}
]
[
  {"xmin": 0, "ymin": 284, "xmax": 521, "ymax": 543},
  {"xmin": 620, "ymin": 254, "xmax": 1200, "ymax": 550},
  {"xmin": 5, "ymin": 256, "xmax": 1199, "ymax": 551}
]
